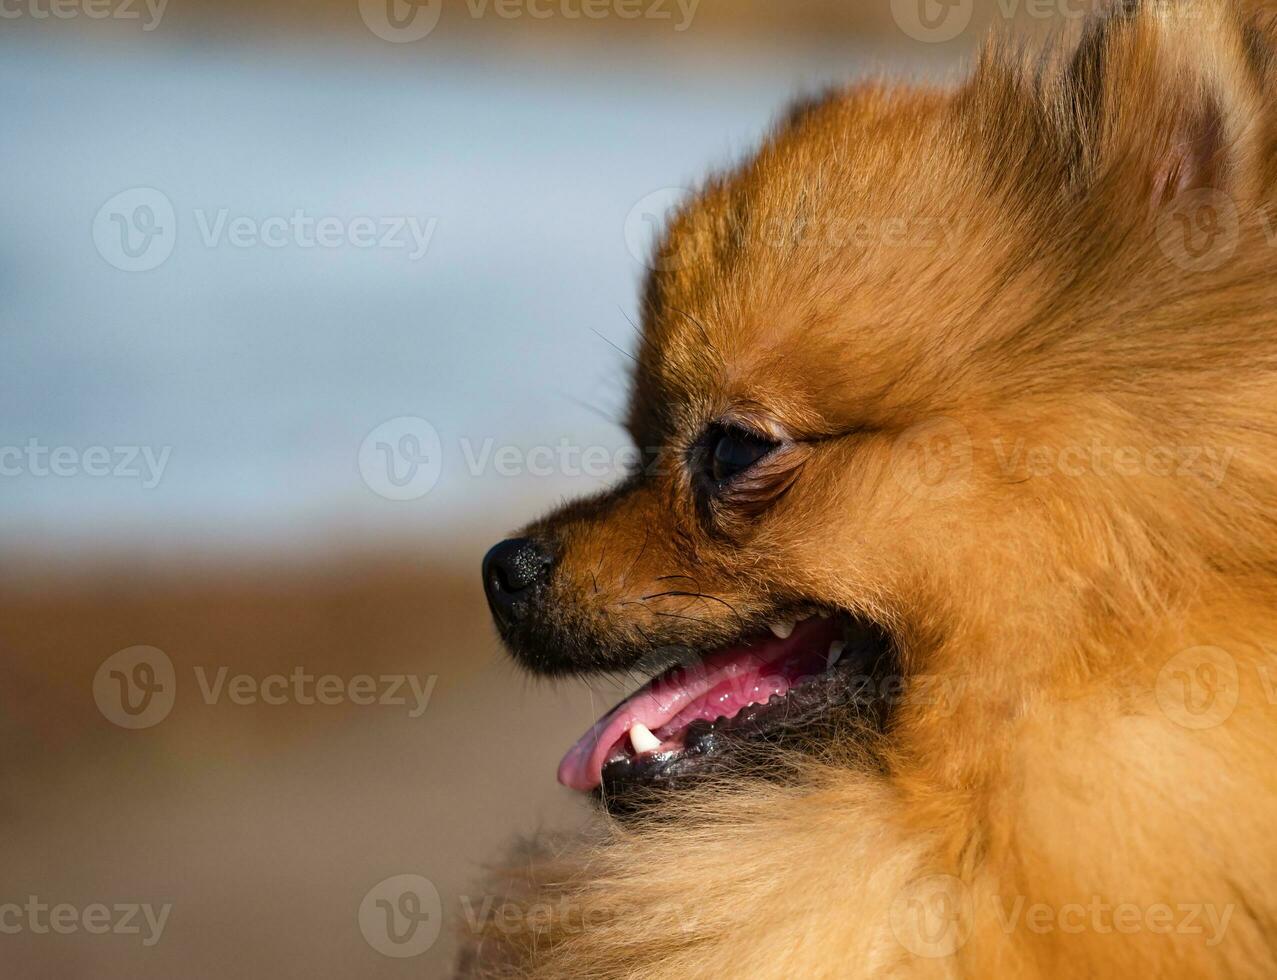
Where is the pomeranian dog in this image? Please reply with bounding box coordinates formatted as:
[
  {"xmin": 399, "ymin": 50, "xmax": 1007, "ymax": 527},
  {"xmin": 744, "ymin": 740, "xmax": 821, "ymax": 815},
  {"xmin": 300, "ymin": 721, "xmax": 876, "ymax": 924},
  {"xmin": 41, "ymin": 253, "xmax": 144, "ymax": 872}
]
[{"xmin": 471, "ymin": 1, "xmax": 1277, "ymax": 975}]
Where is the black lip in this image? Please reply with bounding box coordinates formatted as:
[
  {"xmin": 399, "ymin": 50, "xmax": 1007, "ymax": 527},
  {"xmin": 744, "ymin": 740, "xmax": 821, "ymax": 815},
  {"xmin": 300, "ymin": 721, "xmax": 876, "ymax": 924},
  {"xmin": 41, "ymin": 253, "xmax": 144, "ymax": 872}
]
[
  {"xmin": 595, "ymin": 616, "xmax": 898, "ymax": 814},
  {"xmin": 495, "ymin": 589, "xmax": 743, "ymax": 680}
]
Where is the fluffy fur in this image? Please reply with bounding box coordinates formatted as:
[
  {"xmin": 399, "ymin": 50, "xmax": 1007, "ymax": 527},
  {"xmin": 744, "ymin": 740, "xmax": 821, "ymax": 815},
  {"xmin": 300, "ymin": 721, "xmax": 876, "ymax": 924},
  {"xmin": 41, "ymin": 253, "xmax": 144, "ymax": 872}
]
[{"xmin": 465, "ymin": 1, "xmax": 1277, "ymax": 975}]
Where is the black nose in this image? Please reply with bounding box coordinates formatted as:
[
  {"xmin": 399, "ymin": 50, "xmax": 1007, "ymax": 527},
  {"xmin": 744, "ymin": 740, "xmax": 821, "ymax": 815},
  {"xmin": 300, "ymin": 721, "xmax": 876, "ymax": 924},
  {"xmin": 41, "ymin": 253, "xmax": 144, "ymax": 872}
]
[{"xmin": 482, "ymin": 537, "xmax": 553, "ymax": 628}]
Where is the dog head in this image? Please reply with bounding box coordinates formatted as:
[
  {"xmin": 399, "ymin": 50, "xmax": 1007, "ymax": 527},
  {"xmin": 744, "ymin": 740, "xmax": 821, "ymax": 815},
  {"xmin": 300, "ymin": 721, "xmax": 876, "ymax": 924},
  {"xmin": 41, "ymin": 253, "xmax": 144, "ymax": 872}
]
[{"xmin": 484, "ymin": 1, "xmax": 1277, "ymax": 811}]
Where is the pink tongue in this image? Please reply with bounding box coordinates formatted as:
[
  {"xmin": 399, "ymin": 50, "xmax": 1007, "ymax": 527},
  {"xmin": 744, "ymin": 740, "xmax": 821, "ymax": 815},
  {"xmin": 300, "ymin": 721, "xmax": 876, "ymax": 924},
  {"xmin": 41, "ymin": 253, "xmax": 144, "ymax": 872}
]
[{"xmin": 556, "ymin": 619, "xmax": 837, "ymax": 792}]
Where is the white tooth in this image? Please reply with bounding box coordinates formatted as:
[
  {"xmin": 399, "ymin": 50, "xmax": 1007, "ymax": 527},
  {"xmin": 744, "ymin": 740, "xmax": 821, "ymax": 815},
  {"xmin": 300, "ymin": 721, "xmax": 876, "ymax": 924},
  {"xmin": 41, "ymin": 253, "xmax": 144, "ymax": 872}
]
[
  {"xmin": 770, "ymin": 620, "xmax": 795, "ymax": 639},
  {"xmin": 628, "ymin": 722, "xmax": 661, "ymax": 754},
  {"xmin": 826, "ymin": 641, "xmax": 846, "ymax": 670},
  {"xmin": 817, "ymin": 610, "xmax": 831, "ymax": 619}
]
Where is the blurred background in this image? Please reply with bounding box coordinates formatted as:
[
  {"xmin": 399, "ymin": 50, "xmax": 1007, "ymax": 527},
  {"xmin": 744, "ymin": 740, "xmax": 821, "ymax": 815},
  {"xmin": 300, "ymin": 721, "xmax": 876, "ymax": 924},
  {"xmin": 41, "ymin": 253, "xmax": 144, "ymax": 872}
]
[{"xmin": 0, "ymin": 1, "xmax": 996, "ymax": 975}]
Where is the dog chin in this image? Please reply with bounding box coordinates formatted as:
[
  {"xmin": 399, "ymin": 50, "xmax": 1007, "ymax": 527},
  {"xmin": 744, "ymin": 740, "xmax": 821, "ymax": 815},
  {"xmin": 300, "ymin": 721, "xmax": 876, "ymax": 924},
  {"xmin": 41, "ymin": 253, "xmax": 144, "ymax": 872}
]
[{"xmin": 540, "ymin": 610, "xmax": 900, "ymax": 815}]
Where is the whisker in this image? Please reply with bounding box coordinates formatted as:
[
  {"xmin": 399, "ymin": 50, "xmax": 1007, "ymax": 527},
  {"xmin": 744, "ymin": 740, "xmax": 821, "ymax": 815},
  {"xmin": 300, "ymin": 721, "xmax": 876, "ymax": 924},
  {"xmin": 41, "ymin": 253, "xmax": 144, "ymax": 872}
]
[
  {"xmin": 640, "ymin": 590, "xmax": 746, "ymax": 631},
  {"xmin": 559, "ymin": 392, "xmax": 623, "ymax": 427},
  {"xmin": 621, "ymin": 527, "xmax": 652, "ymax": 588},
  {"xmin": 672, "ymin": 307, "xmax": 719, "ymax": 360},
  {"xmin": 592, "ymin": 326, "xmax": 639, "ymax": 366}
]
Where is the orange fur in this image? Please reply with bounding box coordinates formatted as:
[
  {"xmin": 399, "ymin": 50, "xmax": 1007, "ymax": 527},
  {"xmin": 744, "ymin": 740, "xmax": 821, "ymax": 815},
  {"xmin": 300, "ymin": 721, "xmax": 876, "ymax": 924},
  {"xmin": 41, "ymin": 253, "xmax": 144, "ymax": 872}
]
[{"xmin": 465, "ymin": 2, "xmax": 1277, "ymax": 975}]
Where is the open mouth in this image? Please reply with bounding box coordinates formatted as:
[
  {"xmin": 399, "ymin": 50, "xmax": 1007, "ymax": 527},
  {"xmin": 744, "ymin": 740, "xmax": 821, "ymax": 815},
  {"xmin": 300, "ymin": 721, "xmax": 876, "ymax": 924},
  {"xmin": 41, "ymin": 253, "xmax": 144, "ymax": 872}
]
[{"xmin": 558, "ymin": 611, "xmax": 897, "ymax": 802}]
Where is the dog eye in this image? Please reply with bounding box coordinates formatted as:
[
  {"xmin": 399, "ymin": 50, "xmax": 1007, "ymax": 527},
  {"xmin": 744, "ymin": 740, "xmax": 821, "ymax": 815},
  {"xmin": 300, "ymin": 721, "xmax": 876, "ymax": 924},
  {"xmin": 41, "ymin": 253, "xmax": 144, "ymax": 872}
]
[{"xmin": 708, "ymin": 427, "xmax": 776, "ymax": 483}]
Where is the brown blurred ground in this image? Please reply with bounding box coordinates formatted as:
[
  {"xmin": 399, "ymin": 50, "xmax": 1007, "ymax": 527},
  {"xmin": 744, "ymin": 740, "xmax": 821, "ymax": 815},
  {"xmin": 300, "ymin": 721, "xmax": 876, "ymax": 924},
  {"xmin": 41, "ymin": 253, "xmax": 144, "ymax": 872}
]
[{"xmin": 0, "ymin": 549, "xmax": 614, "ymax": 977}]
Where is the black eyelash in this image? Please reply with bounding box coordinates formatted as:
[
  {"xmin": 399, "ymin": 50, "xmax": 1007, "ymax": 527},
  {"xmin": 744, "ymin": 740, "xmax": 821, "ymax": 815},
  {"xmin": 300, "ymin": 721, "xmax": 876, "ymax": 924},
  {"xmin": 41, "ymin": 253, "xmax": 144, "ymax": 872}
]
[{"xmin": 697, "ymin": 423, "xmax": 779, "ymax": 488}]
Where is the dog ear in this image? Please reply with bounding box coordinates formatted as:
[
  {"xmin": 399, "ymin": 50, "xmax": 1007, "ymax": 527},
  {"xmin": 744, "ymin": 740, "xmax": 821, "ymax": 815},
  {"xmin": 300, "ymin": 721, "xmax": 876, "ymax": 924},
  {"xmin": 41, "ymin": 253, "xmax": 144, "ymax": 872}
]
[
  {"xmin": 969, "ymin": 0, "xmax": 1273, "ymax": 215},
  {"xmin": 1063, "ymin": 0, "xmax": 1270, "ymax": 209}
]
